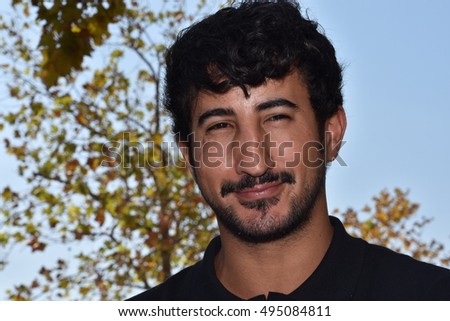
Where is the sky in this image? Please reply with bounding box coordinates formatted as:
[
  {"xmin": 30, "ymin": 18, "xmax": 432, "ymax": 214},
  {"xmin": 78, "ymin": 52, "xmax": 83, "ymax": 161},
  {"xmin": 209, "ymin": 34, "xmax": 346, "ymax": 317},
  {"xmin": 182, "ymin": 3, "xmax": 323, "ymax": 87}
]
[
  {"xmin": 1, "ymin": 0, "xmax": 450, "ymax": 298},
  {"xmin": 298, "ymin": 0, "xmax": 450, "ymax": 244}
]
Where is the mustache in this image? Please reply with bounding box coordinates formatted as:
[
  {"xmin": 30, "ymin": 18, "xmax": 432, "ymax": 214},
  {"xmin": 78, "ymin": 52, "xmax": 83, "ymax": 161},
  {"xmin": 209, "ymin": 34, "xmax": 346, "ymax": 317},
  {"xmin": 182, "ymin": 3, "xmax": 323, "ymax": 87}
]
[{"xmin": 220, "ymin": 171, "xmax": 296, "ymax": 197}]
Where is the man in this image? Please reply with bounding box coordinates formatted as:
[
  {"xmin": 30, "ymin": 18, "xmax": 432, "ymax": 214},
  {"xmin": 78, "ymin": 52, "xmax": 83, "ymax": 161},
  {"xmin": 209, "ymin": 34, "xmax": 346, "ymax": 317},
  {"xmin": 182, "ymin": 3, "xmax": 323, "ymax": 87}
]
[{"xmin": 129, "ymin": 0, "xmax": 450, "ymax": 300}]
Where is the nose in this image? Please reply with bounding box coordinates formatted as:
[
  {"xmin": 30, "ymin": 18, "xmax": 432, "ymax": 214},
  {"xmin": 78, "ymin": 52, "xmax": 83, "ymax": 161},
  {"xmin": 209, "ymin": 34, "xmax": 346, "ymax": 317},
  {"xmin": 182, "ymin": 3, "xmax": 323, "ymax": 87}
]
[{"xmin": 233, "ymin": 128, "xmax": 275, "ymax": 177}]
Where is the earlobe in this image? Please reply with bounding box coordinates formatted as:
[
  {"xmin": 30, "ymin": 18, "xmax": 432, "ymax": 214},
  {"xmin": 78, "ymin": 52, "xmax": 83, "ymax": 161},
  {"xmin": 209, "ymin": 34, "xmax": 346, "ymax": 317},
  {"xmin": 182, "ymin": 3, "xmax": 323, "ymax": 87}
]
[{"xmin": 324, "ymin": 106, "xmax": 347, "ymax": 162}]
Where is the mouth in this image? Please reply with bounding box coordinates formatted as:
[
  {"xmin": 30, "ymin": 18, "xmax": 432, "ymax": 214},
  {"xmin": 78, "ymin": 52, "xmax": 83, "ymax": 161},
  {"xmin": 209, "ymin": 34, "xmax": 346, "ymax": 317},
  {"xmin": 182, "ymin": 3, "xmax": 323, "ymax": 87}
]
[
  {"xmin": 234, "ymin": 181, "xmax": 284, "ymax": 201},
  {"xmin": 220, "ymin": 171, "xmax": 296, "ymax": 200}
]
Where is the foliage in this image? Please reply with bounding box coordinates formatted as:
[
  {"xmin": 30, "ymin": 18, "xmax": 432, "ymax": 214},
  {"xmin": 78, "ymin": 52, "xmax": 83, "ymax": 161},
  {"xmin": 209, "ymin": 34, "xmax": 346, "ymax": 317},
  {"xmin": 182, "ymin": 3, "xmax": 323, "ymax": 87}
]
[
  {"xmin": 333, "ymin": 188, "xmax": 450, "ymax": 267},
  {"xmin": 0, "ymin": 1, "xmax": 448, "ymax": 301},
  {"xmin": 32, "ymin": 0, "xmax": 127, "ymax": 88}
]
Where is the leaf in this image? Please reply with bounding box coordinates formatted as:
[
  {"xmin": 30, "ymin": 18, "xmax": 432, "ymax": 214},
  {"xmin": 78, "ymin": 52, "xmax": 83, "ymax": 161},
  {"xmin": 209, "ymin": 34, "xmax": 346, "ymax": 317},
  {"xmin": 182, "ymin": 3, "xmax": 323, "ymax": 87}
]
[
  {"xmin": 75, "ymin": 113, "xmax": 89, "ymax": 126},
  {"xmin": 87, "ymin": 157, "xmax": 101, "ymax": 171},
  {"xmin": 2, "ymin": 187, "xmax": 13, "ymax": 201},
  {"xmin": 27, "ymin": 237, "xmax": 47, "ymax": 252},
  {"xmin": 65, "ymin": 159, "xmax": 80, "ymax": 173},
  {"xmin": 71, "ymin": 23, "xmax": 81, "ymax": 33},
  {"xmin": 111, "ymin": 49, "xmax": 123, "ymax": 58}
]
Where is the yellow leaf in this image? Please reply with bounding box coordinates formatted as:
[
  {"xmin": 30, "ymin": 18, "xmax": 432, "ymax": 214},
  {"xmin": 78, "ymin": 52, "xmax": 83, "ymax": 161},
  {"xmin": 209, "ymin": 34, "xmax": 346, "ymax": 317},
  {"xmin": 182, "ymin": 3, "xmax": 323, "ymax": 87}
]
[
  {"xmin": 2, "ymin": 187, "xmax": 12, "ymax": 201},
  {"xmin": 87, "ymin": 157, "xmax": 101, "ymax": 171},
  {"xmin": 71, "ymin": 23, "xmax": 81, "ymax": 33},
  {"xmin": 153, "ymin": 133, "xmax": 162, "ymax": 146}
]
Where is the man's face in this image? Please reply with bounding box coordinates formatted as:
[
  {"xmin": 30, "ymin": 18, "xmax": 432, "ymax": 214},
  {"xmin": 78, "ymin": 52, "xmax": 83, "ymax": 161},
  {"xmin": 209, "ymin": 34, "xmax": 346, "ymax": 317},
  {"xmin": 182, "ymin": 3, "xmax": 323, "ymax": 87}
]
[{"xmin": 185, "ymin": 71, "xmax": 329, "ymax": 243}]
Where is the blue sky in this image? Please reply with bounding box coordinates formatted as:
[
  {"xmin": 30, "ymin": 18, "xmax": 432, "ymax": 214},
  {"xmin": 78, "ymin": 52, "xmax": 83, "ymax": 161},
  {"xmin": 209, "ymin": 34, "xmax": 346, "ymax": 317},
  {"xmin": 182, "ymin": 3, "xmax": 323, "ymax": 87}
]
[
  {"xmin": 1, "ymin": 0, "xmax": 450, "ymax": 297},
  {"xmin": 299, "ymin": 0, "xmax": 450, "ymax": 245}
]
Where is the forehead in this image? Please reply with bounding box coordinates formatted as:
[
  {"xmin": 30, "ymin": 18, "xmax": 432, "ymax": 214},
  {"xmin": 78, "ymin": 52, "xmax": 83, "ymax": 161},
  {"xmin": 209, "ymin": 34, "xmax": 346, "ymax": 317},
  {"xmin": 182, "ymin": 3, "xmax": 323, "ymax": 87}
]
[{"xmin": 192, "ymin": 71, "xmax": 310, "ymax": 120}]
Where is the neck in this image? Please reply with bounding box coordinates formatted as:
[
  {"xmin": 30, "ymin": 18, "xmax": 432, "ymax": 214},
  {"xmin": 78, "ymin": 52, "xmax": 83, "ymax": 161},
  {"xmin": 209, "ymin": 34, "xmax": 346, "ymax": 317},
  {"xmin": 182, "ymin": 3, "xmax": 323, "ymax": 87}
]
[{"xmin": 214, "ymin": 199, "xmax": 333, "ymax": 299}]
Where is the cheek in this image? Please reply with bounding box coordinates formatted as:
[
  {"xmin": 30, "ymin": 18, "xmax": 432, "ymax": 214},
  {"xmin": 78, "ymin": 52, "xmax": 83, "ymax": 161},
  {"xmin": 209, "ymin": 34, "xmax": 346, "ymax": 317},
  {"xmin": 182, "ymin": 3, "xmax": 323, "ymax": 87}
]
[
  {"xmin": 198, "ymin": 141, "xmax": 226, "ymax": 169},
  {"xmin": 267, "ymin": 130, "xmax": 321, "ymax": 169},
  {"xmin": 301, "ymin": 141, "xmax": 325, "ymax": 169},
  {"xmin": 192, "ymin": 146, "xmax": 229, "ymax": 187}
]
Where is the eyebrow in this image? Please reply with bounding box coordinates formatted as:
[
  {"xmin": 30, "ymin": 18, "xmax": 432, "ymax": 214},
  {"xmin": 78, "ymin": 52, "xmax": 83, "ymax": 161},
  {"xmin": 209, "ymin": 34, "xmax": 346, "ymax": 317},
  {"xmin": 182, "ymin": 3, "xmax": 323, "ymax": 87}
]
[
  {"xmin": 255, "ymin": 98, "xmax": 299, "ymax": 112},
  {"xmin": 197, "ymin": 108, "xmax": 235, "ymax": 127},
  {"xmin": 196, "ymin": 98, "xmax": 299, "ymax": 127}
]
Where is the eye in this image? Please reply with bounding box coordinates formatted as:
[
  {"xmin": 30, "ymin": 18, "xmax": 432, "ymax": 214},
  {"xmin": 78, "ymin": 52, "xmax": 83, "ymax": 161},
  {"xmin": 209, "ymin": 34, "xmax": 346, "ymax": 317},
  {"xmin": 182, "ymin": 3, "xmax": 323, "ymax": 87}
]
[
  {"xmin": 267, "ymin": 114, "xmax": 291, "ymax": 122},
  {"xmin": 207, "ymin": 122, "xmax": 231, "ymax": 132}
]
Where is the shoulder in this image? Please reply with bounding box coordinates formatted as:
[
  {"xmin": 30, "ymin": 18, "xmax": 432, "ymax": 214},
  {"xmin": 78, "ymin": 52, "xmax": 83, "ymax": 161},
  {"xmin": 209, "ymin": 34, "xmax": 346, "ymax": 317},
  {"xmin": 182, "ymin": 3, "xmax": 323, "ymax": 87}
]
[
  {"xmin": 127, "ymin": 262, "xmax": 200, "ymax": 301},
  {"xmin": 357, "ymin": 241, "xmax": 450, "ymax": 300},
  {"xmin": 126, "ymin": 236, "xmax": 224, "ymax": 301}
]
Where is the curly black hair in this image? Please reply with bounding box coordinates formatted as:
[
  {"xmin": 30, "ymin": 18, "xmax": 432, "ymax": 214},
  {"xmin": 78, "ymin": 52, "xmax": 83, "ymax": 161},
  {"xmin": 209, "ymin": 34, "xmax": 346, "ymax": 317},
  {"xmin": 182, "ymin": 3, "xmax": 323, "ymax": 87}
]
[{"xmin": 165, "ymin": 0, "xmax": 343, "ymax": 144}]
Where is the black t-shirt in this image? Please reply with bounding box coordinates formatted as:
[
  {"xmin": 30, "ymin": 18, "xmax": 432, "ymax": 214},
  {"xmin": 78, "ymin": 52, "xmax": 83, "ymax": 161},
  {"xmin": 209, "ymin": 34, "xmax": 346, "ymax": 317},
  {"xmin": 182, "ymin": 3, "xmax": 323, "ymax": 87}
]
[{"xmin": 128, "ymin": 216, "xmax": 450, "ymax": 300}]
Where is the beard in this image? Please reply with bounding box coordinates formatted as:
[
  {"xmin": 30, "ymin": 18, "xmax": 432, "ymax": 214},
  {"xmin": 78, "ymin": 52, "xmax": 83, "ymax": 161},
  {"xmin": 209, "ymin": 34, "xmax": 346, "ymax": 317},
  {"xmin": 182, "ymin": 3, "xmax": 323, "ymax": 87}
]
[{"xmin": 197, "ymin": 165, "xmax": 326, "ymax": 244}]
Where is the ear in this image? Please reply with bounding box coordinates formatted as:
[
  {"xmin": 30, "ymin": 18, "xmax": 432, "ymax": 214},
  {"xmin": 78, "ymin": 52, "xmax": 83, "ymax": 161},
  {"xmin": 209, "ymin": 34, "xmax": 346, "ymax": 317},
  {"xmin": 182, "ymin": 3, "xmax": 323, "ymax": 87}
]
[{"xmin": 324, "ymin": 106, "xmax": 347, "ymax": 163}]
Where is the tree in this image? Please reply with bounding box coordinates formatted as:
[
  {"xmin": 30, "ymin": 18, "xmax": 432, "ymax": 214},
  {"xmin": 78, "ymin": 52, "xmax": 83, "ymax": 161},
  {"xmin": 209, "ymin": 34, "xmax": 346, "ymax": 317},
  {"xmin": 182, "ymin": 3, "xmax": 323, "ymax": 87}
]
[
  {"xmin": 0, "ymin": 0, "xmax": 218, "ymax": 300},
  {"xmin": 0, "ymin": 1, "xmax": 448, "ymax": 301},
  {"xmin": 334, "ymin": 188, "xmax": 450, "ymax": 268}
]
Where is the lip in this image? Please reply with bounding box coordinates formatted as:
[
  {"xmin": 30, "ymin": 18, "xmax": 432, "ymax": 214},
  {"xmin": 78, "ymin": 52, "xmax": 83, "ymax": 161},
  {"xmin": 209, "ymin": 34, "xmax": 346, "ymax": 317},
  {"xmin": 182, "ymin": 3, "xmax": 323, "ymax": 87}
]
[{"xmin": 235, "ymin": 181, "xmax": 284, "ymax": 201}]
